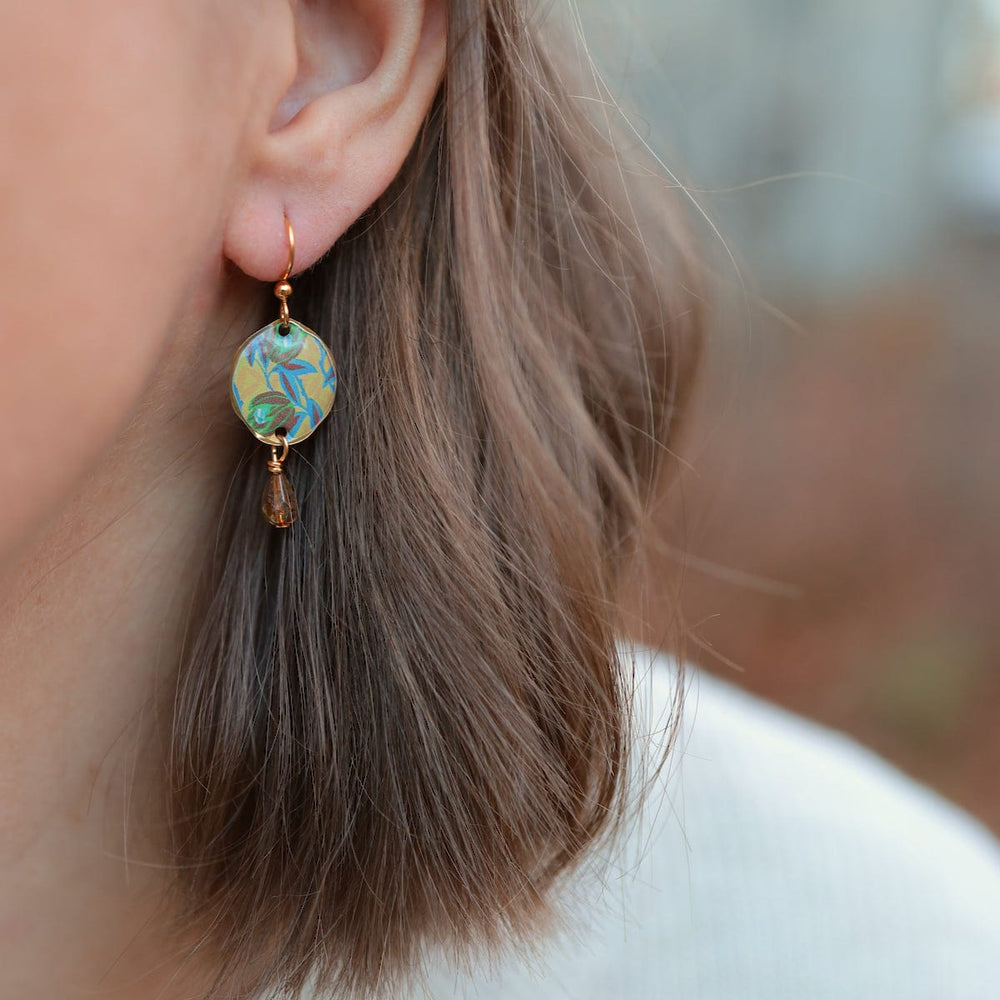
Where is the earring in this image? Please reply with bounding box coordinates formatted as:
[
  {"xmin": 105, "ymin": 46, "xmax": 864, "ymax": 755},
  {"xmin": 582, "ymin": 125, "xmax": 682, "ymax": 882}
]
[{"xmin": 229, "ymin": 216, "xmax": 338, "ymax": 527}]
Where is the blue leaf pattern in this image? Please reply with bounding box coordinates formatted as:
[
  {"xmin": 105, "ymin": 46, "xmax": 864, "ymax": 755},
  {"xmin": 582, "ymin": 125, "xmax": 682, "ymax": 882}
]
[
  {"xmin": 288, "ymin": 411, "xmax": 307, "ymax": 438},
  {"xmin": 319, "ymin": 352, "xmax": 338, "ymax": 394},
  {"xmin": 232, "ymin": 322, "xmax": 337, "ymax": 442}
]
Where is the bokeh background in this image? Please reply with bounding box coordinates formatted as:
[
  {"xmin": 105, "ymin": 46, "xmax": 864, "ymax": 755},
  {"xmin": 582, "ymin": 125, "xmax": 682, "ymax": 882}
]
[{"xmin": 578, "ymin": 0, "xmax": 1000, "ymax": 832}]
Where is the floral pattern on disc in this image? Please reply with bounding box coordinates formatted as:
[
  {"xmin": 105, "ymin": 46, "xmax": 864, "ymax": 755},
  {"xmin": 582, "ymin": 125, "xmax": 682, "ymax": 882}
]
[{"xmin": 230, "ymin": 320, "xmax": 338, "ymax": 446}]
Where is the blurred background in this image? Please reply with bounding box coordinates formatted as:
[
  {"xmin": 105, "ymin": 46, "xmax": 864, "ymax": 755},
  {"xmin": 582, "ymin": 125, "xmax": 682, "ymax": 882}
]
[{"xmin": 578, "ymin": 0, "xmax": 1000, "ymax": 832}]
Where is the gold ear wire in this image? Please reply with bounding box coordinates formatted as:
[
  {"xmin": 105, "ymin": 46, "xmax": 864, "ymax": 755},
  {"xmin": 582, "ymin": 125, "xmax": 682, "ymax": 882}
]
[
  {"xmin": 275, "ymin": 215, "xmax": 295, "ymax": 327},
  {"xmin": 280, "ymin": 215, "xmax": 294, "ymax": 281}
]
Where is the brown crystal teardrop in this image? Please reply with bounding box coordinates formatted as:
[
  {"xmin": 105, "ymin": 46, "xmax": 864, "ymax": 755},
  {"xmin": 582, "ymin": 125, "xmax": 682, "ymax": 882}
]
[{"xmin": 262, "ymin": 470, "xmax": 298, "ymax": 527}]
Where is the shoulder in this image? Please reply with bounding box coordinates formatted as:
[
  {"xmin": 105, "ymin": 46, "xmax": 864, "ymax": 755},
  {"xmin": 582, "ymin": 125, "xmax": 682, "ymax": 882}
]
[
  {"xmin": 419, "ymin": 641, "xmax": 1000, "ymax": 1000},
  {"xmin": 632, "ymin": 639, "xmax": 1000, "ymax": 878}
]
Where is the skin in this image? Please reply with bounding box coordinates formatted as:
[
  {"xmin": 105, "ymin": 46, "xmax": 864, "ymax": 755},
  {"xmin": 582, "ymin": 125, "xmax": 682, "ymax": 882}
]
[{"xmin": 0, "ymin": 1, "xmax": 446, "ymax": 996}]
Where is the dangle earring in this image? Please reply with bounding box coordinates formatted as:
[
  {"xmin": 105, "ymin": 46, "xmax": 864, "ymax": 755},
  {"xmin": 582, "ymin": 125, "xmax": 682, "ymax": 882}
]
[{"xmin": 229, "ymin": 216, "xmax": 338, "ymax": 527}]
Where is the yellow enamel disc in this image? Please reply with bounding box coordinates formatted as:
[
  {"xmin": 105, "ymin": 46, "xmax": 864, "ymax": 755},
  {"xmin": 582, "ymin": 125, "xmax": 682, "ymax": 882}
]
[{"xmin": 230, "ymin": 320, "xmax": 338, "ymax": 446}]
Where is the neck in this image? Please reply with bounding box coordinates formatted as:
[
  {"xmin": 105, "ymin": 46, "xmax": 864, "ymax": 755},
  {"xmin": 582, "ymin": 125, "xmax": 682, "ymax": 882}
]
[{"xmin": 0, "ymin": 293, "xmax": 256, "ymax": 998}]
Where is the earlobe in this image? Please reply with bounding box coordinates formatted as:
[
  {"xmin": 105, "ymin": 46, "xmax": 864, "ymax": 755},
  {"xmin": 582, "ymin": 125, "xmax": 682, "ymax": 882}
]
[{"xmin": 223, "ymin": 0, "xmax": 447, "ymax": 281}]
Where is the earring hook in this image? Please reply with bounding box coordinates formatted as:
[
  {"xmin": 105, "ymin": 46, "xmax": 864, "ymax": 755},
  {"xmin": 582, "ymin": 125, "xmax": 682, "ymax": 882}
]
[
  {"xmin": 280, "ymin": 215, "xmax": 295, "ymax": 282},
  {"xmin": 275, "ymin": 215, "xmax": 295, "ymax": 327}
]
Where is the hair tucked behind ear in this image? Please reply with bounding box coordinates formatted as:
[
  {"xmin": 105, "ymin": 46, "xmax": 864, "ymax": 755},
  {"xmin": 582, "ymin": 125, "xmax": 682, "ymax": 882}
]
[{"xmin": 163, "ymin": 2, "xmax": 701, "ymax": 998}]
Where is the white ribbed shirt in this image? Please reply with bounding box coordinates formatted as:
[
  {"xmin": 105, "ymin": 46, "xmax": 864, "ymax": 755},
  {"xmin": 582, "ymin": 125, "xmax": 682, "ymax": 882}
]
[{"xmin": 411, "ymin": 642, "xmax": 1000, "ymax": 999}]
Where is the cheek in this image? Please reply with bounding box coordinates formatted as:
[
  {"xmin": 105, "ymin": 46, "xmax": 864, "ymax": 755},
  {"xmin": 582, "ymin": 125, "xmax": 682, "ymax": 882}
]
[{"xmin": 0, "ymin": 3, "xmax": 262, "ymax": 559}]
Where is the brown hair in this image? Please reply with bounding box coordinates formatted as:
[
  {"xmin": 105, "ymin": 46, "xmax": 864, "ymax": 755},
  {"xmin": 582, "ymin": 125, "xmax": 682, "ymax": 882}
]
[{"xmin": 163, "ymin": 2, "xmax": 701, "ymax": 997}]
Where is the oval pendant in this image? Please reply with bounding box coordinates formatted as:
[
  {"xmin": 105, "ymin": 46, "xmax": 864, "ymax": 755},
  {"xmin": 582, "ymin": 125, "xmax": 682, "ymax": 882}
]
[{"xmin": 230, "ymin": 320, "xmax": 338, "ymax": 447}]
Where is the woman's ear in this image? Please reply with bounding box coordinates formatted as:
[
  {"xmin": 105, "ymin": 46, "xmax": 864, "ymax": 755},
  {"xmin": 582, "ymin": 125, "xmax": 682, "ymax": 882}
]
[{"xmin": 224, "ymin": 0, "xmax": 446, "ymax": 280}]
